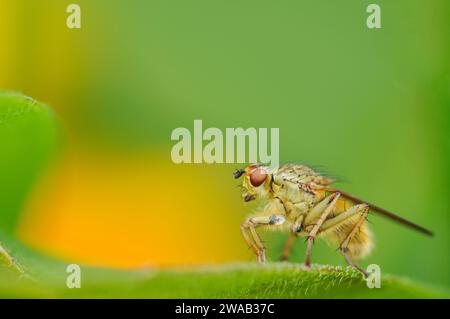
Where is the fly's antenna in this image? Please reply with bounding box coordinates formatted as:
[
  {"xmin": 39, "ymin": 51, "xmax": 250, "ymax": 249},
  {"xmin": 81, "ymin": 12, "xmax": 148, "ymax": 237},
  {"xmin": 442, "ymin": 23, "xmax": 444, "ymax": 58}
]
[{"xmin": 233, "ymin": 169, "xmax": 245, "ymax": 179}]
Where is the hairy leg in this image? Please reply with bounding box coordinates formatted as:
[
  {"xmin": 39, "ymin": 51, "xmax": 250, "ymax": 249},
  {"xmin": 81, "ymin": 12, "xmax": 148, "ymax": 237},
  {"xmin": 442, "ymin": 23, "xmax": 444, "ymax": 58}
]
[
  {"xmin": 303, "ymin": 192, "xmax": 341, "ymax": 268},
  {"xmin": 280, "ymin": 233, "xmax": 296, "ymax": 261},
  {"xmin": 320, "ymin": 203, "xmax": 368, "ymax": 231},
  {"xmin": 241, "ymin": 215, "xmax": 285, "ymax": 263},
  {"xmin": 314, "ymin": 203, "xmax": 370, "ymax": 277},
  {"xmin": 341, "ymin": 248, "xmax": 368, "ymax": 278},
  {"xmin": 339, "ymin": 206, "xmax": 369, "ymax": 277},
  {"xmin": 240, "ymin": 223, "xmax": 260, "ymax": 259},
  {"xmin": 280, "ymin": 213, "xmax": 305, "ymax": 261}
]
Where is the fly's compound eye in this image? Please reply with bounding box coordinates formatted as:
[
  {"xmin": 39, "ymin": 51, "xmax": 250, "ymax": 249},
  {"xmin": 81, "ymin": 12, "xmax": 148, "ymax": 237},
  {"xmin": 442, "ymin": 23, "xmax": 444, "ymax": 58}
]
[{"xmin": 249, "ymin": 168, "xmax": 267, "ymax": 187}]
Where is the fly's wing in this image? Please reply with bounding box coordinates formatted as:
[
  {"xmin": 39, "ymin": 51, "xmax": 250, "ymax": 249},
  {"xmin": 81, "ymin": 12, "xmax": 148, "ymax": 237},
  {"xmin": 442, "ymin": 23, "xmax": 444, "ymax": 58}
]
[
  {"xmin": 275, "ymin": 164, "xmax": 433, "ymax": 236},
  {"xmin": 323, "ymin": 187, "xmax": 433, "ymax": 237},
  {"xmin": 274, "ymin": 164, "xmax": 336, "ymax": 186}
]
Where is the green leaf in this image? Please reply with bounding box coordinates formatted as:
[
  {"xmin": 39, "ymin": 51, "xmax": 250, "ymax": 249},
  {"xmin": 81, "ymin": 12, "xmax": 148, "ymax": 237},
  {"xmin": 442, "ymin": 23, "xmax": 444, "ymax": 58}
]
[
  {"xmin": 0, "ymin": 91, "xmax": 59, "ymax": 233},
  {"xmin": 1, "ymin": 261, "xmax": 449, "ymax": 298},
  {"xmin": 0, "ymin": 91, "xmax": 59, "ymax": 276}
]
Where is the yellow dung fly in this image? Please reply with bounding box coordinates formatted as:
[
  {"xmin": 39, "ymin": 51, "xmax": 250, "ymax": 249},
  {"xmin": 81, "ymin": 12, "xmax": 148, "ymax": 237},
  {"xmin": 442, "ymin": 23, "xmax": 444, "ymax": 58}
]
[{"xmin": 234, "ymin": 163, "xmax": 433, "ymax": 277}]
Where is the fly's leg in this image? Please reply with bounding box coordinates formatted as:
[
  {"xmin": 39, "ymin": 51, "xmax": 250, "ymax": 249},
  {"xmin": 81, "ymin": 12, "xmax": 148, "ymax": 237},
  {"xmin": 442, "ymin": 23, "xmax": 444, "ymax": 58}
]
[
  {"xmin": 240, "ymin": 223, "xmax": 260, "ymax": 260},
  {"xmin": 303, "ymin": 192, "xmax": 341, "ymax": 268},
  {"xmin": 241, "ymin": 218, "xmax": 266, "ymax": 263},
  {"xmin": 342, "ymin": 249, "xmax": 368, "ymax": 278},
  {"xmin": 339, "ymin": 206, "xmax": 369, "ymax": 278},
  {"xmin": 280, "ymin": 233, "xmax": 296, "ymax": 261},
  {"xmin": 320, "ymin": 203, "xmax": 369, "ymax": 231},
  {"xmin": 280, "ymin": 214, "xmax": 304, "ymax": 261},
  {"xmin": 241, "ymin": 215, "xmax": 285, "ymax": 263},
  {"xmin": 315, "ymin": 203, "xmax": 370, "ymax": 277}
]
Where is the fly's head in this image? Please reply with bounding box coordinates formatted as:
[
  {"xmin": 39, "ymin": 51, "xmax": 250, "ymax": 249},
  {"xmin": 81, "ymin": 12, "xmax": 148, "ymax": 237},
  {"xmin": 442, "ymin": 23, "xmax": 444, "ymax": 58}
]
[{"xmin": 233, "ymin": 163, "xmax": 272, "ymax": 202}]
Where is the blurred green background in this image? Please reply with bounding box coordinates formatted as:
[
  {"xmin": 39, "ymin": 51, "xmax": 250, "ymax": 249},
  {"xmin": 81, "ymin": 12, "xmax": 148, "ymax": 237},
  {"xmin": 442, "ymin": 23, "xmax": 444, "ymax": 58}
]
[{"xmin": 0, "ymin": 0, "xmax": 449, "ymax": 291}]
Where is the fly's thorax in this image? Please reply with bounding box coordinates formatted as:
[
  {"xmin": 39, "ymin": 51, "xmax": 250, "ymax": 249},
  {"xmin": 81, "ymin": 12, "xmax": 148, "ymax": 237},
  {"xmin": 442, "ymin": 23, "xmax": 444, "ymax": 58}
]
[
  {"xmin": 271, "ymin": 175, "xmax": 327, "ymax": 224},
  {"xmin": 272, "ymin": 178, "xmax": 316, "ymax": 205}
]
